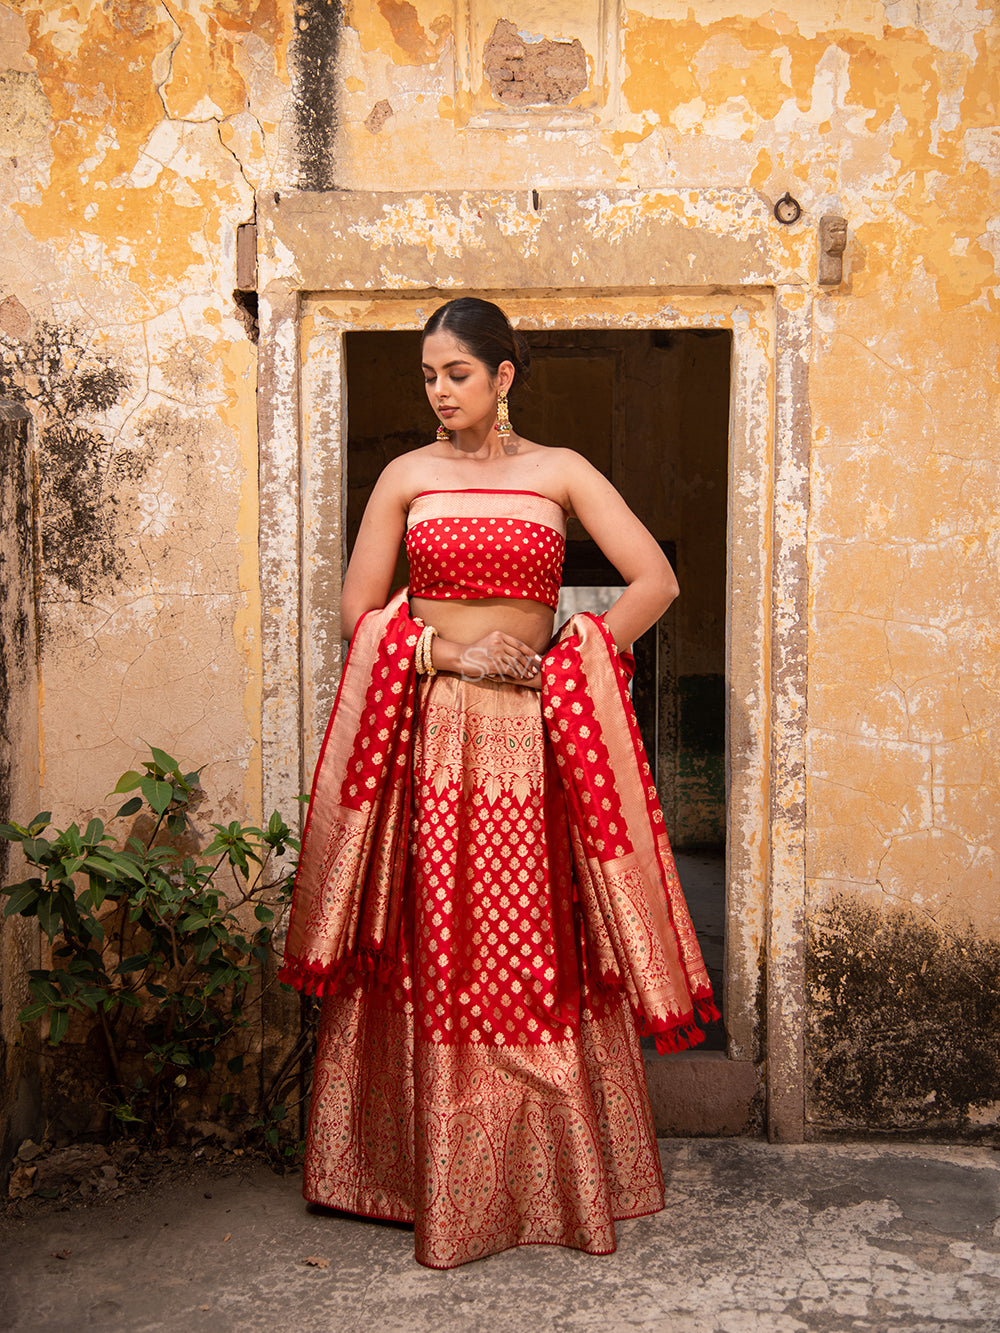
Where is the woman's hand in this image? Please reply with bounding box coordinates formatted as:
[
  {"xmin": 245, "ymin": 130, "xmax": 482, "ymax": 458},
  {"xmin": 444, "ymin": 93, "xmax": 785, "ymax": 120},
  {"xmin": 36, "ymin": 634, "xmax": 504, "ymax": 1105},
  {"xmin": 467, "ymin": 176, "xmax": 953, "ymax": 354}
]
[{"xmin": 435, "ymin": 630, "xmax": 543, "ymax": 685}]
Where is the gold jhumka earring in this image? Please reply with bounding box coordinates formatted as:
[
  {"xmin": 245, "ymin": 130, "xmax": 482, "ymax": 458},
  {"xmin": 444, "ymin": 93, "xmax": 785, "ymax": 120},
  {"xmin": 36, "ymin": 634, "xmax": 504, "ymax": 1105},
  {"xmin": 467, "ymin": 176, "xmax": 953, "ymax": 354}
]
[
  {"xmin": 496, "ymin": 390, "xmax": 511, "ymax": 437},
  {"xmin": 436, "ymin": 423, "xmax": 450, "ymax": 440}
]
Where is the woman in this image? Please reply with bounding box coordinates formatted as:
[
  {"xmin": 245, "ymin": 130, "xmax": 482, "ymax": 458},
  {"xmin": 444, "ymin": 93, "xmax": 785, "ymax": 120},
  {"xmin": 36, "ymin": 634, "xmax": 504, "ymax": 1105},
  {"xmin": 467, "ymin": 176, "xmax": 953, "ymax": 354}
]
[{"xmin": 280, "ymin": 298, "xmax": 716, "ymax": 1269}]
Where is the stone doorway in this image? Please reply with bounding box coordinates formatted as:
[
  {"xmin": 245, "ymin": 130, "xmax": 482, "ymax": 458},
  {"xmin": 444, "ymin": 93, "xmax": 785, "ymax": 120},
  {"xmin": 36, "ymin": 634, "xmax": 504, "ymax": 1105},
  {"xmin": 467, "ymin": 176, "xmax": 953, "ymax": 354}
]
[{"xmin": 257, "ymin": 187, "xmax": 814, "ymax": 1141}]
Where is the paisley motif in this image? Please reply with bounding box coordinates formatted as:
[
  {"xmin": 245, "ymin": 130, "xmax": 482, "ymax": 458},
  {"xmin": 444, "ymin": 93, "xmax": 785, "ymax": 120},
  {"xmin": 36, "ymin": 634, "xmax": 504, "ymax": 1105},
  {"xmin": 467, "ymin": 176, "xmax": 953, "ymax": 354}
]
[
  {"xmin": 503, "ymin": 1100, "xmax": 553, "ymax": 1205},
  {"xmin": 444, "ymin": 1113, "xmax": 498, "ymax": 1220},
  {"xmin": 361, "ymin": 1080, "xmax": 402, "ymax": 1177},
  {"xmin": 554, "ymin": 1105, "xmax": 604, "ymax": 1211},
  {"xmin": 308, "ymin": 1059, "xmax": 354, "ymax": 1160}
]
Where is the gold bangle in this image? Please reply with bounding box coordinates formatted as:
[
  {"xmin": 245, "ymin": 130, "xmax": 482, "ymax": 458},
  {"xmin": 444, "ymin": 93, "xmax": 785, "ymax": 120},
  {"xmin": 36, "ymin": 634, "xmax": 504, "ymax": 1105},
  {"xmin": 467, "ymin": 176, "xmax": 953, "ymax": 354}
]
[
  {"xmin": 416, "ymin": 623, "xmax": 437, "ymax": 676},
  {"xmin": 424, "ymin": 625, "xmax": 438, "ymax": 676}
]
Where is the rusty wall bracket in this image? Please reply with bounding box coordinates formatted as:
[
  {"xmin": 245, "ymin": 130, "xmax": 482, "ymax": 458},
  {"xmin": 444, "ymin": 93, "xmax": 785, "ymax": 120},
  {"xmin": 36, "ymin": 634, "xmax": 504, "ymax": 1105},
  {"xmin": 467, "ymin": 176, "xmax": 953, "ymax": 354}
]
[{"xmin": 819, "ymin": 215, "xmax": 847, "ymax": 286}]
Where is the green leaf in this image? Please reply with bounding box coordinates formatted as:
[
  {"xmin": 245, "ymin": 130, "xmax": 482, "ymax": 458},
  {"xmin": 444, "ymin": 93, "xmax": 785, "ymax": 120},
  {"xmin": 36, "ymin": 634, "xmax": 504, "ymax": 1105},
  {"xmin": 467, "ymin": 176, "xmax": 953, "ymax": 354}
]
[
  {"xmin": 36, "ymin": 894, "xmax": 63, "ymax": 941},
  {"xmin": 167, "ymin": 813, "xmax": 187, "ymax": 835},
  {"xmin": 29, "ymin": 813, "xmax": 53, "ymax": 834},
  {"xmin": 113, "ymin": 771, "xmax": 144, "ymax": 794},
  {"xmin": 76, "ymin": 988, "xmax": 104, "ymax": 1013},
  {"xmin": 147, "ymin": 745, "xmax": 180, "ymax": 776},
  {"xmin": 140, "ymin": 777, "xmax": 174, "ymax": 815},
  {"xmin": 227, "ymin": 1055, "xmax": 244, "ymax": 1074},
  {"xmin": 18, "ymin": 1001, "xmax": 51, "ymax": 1022},
  {"xmin": 86, "ymin": 853, "xmax": 144, "ymax": 883},
  {"xmin": 61, "ymin": 855, "xmax": 86, "ymax": 878},
  {"xmin": 111, "ymin": 1103, "xmax": 144, "ymax": 1125},
  {"xmin": 194, "ymin": 932, "xmax": 217, "ymax": 964},
  {"xmin": 30, "ymin": 976, "xmax": 62, "ymax": 1004},
  {"xmin": 115, "ymin": 797, "xmax": 143, "ymax": 819},
  {"xmin": 230, "ymin": 847, "xmax": 250, "ymax": 876},
  {"xmin": 22, "ymin": 837, "xmax": 52, "ymax": 863},
  {"xmin": 116, "ymin": 955, "xmax": 148, "ymax": 974},
  {"xmin": 3, "ymin": 881, "xmax": 42, "ymax": 917},
  {"xmin": 49, "ymin": 1008, "xmax": 70, "ymax": 1045},
  {"xmin": 254, "ymin": 903, "xmax": 274, "ymax": 923},
  {"xmin": 83, "ymin": 818, "xmax": 105, "ymax": 845},
  {"xmin": 178, "ymin": 913, "xmax": 210, "ymax": 932}
]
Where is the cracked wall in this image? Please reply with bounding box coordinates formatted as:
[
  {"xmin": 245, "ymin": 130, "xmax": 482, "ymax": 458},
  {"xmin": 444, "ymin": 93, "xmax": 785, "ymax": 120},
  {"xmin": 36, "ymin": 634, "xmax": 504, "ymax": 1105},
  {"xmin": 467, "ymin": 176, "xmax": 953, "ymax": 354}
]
[
  {"xmin": 0, "ymin": 0, "xmax": 289, "ymax": 1142},
  {"xmin": 0, "ymin": 0, "xmax": 288, "ymax": 833},
  {"xmin": 0, "ymin": 0, "xmax": 997, "ymax": 1140}
]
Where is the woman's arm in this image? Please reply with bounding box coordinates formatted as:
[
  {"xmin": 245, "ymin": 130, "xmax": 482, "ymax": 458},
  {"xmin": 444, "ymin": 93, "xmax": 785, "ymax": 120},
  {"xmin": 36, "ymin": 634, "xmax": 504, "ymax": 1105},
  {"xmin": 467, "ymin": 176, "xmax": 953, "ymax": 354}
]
[
  {"xmin": 563, "ymin": 452, "xmax": 679, "ymax": 650},
  {"xmin": 340, "ymin": 461, "xmax": 411, "ymax": 639}
]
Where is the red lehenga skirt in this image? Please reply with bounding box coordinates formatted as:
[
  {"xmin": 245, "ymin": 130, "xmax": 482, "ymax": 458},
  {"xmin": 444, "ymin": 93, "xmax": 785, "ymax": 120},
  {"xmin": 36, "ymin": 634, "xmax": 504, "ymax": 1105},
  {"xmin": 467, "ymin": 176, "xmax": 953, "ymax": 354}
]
[{"xmin": 303, "ymin": 672, "xmax": 665, "ymax": 1268}]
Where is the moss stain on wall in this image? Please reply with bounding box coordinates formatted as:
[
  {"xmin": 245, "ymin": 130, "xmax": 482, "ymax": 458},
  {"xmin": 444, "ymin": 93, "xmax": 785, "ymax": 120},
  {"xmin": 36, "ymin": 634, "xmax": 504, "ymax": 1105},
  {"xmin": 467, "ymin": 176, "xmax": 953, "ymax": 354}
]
[
  {"xmin": 808, "ymin": 896, "xmax": 1000, "ymax": 1134},
  {"xmin": 0, "ymin": 323, "xmax": 133, "ymax": 600}
]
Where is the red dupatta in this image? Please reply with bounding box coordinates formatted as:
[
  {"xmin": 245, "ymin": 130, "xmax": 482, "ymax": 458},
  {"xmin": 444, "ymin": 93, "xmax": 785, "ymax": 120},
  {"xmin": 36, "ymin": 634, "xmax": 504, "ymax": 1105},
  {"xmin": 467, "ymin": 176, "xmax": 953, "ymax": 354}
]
[
  {"xmin": 279, "ymin": 595, "xmax": 718, "ymax": 1052},
  {"xmin": 278, "ymin": 591, "xmax": 417, "ymax": 993},
  {"xmin": 542, "ymin": 613, "xmax": 718, "ymax": 1052}
]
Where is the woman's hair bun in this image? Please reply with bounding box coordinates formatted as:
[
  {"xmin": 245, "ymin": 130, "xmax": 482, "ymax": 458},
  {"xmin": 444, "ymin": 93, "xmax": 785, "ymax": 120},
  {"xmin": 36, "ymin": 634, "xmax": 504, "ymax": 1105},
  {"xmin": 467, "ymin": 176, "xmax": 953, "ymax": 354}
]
[{"xmin": 423, "ymin": 297, "xmax": 530, "ymax": 387}]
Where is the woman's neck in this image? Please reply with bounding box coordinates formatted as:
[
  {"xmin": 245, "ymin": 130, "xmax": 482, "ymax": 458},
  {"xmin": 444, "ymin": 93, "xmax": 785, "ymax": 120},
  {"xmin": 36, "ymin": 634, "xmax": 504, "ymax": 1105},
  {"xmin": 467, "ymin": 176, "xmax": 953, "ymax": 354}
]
[{"xmin": 445, "ymin": 427, "xmax": 520, "ymax": 459}]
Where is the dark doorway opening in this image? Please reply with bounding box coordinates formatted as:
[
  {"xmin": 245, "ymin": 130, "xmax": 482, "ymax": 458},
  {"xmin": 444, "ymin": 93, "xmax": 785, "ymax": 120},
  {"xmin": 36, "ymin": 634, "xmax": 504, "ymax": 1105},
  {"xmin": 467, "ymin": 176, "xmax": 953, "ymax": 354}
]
[{"xmin": 344, "ymin": 326, "xmax": 730, "ymax": 1042}]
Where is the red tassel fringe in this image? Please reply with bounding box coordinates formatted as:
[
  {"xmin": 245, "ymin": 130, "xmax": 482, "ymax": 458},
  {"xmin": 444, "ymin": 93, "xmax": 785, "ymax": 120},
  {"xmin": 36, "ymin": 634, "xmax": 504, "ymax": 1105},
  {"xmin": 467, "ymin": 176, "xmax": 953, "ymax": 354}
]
[
  {"xmin": 639, "ymin": 997, "xmax": 722, "ymax": 1055},
  {"xmin": 278, "ymin": 949, "xmax": 398, "ymax": 997},
  {"xmin": 281, "ymin": 955, "xmax": 721, "ymax": 1055}
]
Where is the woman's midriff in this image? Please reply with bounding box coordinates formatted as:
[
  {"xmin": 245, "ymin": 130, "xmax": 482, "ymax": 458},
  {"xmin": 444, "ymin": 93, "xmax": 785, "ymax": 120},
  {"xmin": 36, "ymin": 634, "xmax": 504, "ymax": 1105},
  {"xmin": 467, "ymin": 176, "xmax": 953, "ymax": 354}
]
[{"xmin": 408, "ymin": 596, "xmax": 555, "ymax": 657}]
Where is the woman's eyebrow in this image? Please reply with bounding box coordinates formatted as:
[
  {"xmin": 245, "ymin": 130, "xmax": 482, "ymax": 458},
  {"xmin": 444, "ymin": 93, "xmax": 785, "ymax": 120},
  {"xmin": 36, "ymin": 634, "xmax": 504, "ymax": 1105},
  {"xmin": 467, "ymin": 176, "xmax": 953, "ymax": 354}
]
[{"xmin": 421, "ymin": 358, "xmax": 472, "ymax": 370}]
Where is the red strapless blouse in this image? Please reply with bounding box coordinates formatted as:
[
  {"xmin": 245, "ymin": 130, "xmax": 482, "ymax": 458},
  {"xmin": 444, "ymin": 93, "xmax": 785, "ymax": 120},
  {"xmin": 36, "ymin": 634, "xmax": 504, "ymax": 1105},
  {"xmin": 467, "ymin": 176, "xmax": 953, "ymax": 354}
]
[{"xmin": 406, "ymin": 489, "xmax": 566, "ymax": 610}]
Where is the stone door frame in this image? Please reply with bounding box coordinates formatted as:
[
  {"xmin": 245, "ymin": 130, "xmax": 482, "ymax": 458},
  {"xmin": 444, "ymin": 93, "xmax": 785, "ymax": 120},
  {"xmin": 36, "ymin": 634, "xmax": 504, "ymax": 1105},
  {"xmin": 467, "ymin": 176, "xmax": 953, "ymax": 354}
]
[{"xmin": 255, "ymin": 189, "xmax": 813, "ymax": 1142}]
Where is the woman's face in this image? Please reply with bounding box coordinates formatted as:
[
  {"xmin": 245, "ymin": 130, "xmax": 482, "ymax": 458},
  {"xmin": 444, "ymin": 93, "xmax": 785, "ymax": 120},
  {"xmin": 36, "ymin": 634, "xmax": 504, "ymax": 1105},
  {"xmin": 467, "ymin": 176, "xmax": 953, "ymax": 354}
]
[{"xmin": 422, "ymin": 330, "xmax": 509, "ymax": 434}]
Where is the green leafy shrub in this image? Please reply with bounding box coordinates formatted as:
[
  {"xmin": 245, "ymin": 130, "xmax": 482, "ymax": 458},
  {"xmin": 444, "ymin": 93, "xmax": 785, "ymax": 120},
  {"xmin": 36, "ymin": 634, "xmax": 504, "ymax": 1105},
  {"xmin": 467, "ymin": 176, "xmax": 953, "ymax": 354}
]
[{"xmin": 0, "ymin": 746, "xmax": 302, "ymax": 1143}]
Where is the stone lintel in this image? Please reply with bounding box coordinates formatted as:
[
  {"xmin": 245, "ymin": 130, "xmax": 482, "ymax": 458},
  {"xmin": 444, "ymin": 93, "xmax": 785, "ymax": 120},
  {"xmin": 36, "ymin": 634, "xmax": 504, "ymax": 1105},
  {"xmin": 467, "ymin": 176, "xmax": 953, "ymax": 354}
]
[{"xmin": 258, "ymin": 189, "xmax": 804, "ymax": 294}]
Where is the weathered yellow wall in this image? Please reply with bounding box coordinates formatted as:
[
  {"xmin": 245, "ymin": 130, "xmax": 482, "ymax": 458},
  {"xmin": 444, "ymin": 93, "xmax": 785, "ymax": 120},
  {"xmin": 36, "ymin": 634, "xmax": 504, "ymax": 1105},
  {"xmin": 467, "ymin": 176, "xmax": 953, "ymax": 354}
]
[
  {"xmin": 0, "ymin": 0, "xmax": 290, "ymax": 830},
  {"xmin": 1, "ymin": 0, "xmax": 997, "ymax": 1138}
]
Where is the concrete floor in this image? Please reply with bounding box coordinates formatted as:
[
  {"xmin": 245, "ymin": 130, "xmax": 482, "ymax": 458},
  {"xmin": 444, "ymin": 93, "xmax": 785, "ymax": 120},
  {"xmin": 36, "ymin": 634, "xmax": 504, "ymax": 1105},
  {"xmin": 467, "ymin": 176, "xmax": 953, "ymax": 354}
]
[{"xmin": 3, "ymin": 1139, "xmax": 999, "ymax": 1332}]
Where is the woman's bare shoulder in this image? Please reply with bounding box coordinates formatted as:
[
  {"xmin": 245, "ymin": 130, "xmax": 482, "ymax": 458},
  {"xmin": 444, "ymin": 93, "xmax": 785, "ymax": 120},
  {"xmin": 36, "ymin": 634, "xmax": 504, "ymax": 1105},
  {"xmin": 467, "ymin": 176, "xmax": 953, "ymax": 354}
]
[
  {"xmin": 375, "ymin": 445, "xmax": 440, "ymax": 499},
  {"xmin": 529, "ymin": 445, "xmax": 597, "ymax": 472},
  {"xmin": 527, "ymin": 446, "xmax": 601, "ymax": 489}
]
